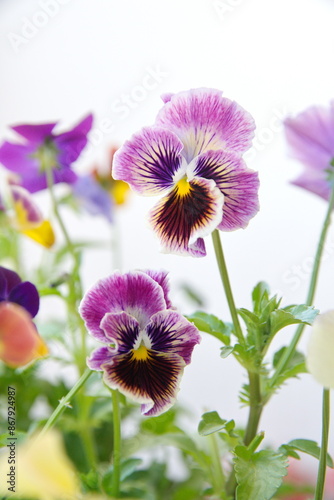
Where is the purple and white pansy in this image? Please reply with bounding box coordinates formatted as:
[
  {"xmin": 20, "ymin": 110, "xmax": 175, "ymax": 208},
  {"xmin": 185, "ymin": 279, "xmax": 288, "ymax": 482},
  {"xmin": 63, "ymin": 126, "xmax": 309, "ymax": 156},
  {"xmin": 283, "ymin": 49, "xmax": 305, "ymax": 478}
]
[
  {"xmin": 79, "ymin": 270, "xmax": 201, "ymax": 416},
  {"xmin": 113, "ymin": 88, "xmax": 260, "ymax": 257}
]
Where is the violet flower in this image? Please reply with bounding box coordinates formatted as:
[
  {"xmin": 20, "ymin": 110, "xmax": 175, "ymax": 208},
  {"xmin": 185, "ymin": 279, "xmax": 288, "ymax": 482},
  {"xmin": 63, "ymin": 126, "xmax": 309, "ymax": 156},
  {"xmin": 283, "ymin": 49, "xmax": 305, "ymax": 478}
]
[
  {"xmin": 285, "ymin": 102, "xmax": 334, "ymax": 200},
  {"xmin": 0, "ymin": 114, "xmax": 93, "ymax": 193},
  {"xmin": 0, "ymin": 266, "xmax": 39, "ymax": 318},
  {"xmin": 71, "ymin": 175, "xmax": 113, "ymax": 223},
  {"xmin": 113, "ymin": 88, "xmax": 259, "ymax": 257},
  {"xmin": 79, "ymin": 270, "xmax": 200, "ymax": 416}
]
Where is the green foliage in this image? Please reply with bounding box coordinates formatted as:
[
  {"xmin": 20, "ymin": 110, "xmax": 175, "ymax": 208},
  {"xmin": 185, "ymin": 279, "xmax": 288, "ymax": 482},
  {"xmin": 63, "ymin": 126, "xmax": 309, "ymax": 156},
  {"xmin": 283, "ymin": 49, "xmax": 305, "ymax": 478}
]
[
  {"xmin": 234, "ymin": 446, "xmax": 288, "ymax": 500},
  {"xmin": 186, "ymin": 311, "xmax": 233, "ymax": 344},
  {"xmin": 198, "ymin": 411, "xmax": 235, "ymax": 437},
  {"xmin": 280, "ymin": 438, "xmax": 334, "ymax": 467}
]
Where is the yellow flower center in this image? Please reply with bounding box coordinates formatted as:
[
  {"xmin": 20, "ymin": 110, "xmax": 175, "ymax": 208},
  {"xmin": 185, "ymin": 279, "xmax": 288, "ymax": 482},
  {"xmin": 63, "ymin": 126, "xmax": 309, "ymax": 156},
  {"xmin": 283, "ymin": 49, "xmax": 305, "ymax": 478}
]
[
  {"xmin": 176, "ymin": 177, "xmax": 191, "ymax": 196},
  {"xmin": 132, "ymin": 344, "xmax": 150, "ymax": 361}
]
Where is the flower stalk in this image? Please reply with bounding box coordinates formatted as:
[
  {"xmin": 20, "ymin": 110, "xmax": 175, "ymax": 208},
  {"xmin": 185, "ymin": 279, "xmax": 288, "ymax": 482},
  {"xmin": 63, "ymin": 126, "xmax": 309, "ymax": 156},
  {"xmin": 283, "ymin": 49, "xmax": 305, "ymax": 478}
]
[
  {"xmin": 315, "ymin": 388, "xmax": 330, "ymax": 500},
  {"xmin": 111, "ymin": 389, "xmax": 122, "ymax": 498}
]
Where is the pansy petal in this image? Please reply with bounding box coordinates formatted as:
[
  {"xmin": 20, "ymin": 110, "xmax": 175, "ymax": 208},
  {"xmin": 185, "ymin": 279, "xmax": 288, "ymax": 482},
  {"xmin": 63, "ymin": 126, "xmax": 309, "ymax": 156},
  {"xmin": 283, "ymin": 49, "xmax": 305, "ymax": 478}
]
[
  {"xmin": 307, "ymin": 310, "xmax": 334, "ymax": 388},
  {"xmin": 145, "ymin": 310, "xmax": 201, "ymax": 364},
  {"xmin": 142, "ymin": 270, "xmax": 173, "ymax": 309},
  {"xmin": 100, "ymin": 312, "xmax": 140, "ymax": 351},
  {"xmin": 87, "ymin": 346, "xmax": 115, "ymax": 371},
  {"xmin": 80, "ymin": 271, "xmax": 167, "ymax": 340},
  {"xmin": 291, "ymin": 169, "xmax": 332, "ymax": 201},
  {"xmin": 9, "ymin": 281, "xmax": 40, "ymax": 318},
  {"xmin": 192, "ymin": 149, "xmax": 259, "ymax": 231},
  {"xmin": 11, "ymin": 185, "xmax": 43, "ymax": 226},
  {"xmin": 0, "ymin": 142, "xmax": 39, "ymax": 174},
  {"xmin": 22, "ymin": 220, "xmax": 55, "ymax": 248},
  {"xmin": 149, "ymin": 176, "xmax": 224, "ymax": 256},
  {"xmin": 0, "ymin": 266, "xmax": 21, "ymax": 297},
  {"xmin": 113, "ymin": 127, "xmax": 184, "ymax": 195},
  {"xmin": 0, "ymin": 302, "xmax": 47, "ymax": 368},
  {"xmin": 54, "ymin": 113, "xmax": 93, "ymax": 166},
  {"xmin": 102, "ymin": 349, "xmax": 186, "ymax": 416},
  {"xmin": 155, "ymin": 88, "xmax": 255, "ymax": 162},
  {"xmin": 11, "ymin": 123, "xmax": 57, "ymax": 143},
  {"xmin": 285, "ymin": 103, "xmax": 334, "ymax": 171},
  {"xmin": 72, "ymin": 175, "xmax": 113, "ymax": 223}
]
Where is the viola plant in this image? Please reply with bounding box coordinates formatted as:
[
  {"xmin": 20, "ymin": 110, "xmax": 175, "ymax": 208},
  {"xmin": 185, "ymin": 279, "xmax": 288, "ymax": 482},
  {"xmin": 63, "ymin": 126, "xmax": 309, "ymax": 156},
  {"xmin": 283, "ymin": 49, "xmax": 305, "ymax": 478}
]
[{"xmin": 0, "ymin": 94, "xmax": 334, "ymax": 500}]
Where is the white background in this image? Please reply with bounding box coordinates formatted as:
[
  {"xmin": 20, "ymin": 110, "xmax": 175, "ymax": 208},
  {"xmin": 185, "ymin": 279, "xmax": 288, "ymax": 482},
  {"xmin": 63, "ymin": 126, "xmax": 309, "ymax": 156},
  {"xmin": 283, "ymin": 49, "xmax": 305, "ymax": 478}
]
[{"xmin": 1, "ymin": 0, "xmax": 334, "ymax": 482}]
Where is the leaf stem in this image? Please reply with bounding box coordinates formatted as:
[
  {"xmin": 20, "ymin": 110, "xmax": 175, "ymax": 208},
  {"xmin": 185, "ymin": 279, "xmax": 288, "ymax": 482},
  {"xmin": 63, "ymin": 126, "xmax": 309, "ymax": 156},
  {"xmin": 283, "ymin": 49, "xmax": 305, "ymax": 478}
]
[
  {"xmin": 315, "ymin": 388, "xmax": 330, "ymax": 500},
  {"xmin": 111, "ymin": 389, "xmax": 122, "ymax": 498},
  {"xmin": 270, "ymin": 185, "xmax": 334, "ymax": 389},
  {"xmin": 211, "ymin": 230, "xmax": 244, "ymax": 344},
  {"xmin": 39, "ymin": 368, "xmax": 92, "ymax": 438},
  {"xmin": 208, "ymin": 431, "xmax": 226, "ymax": 497}
]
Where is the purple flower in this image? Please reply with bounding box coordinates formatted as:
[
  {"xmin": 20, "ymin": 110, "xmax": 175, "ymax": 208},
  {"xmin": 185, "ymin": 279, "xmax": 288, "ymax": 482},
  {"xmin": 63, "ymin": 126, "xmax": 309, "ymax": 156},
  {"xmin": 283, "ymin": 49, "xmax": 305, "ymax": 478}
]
[
  {"xmin": 79, "ymin": 270, "xmax": 200, "ymax": 416},
  {"xmin": 113, "ymin": 88, "xmax": 259, "ymax": 257},
  {"xmin": 0, "ymin": 266, "xmax": 39, "ymax": 318},
  {"xmin": 71, "ymin": 175, "xmax": 113, "ymax": 223},
  {"xmin": 284, "ymin": 102, "xmax": 334, "ymax": 200},
  {"xmin": 0, "ymin": 114, "xmax": 93, "ymax": 193}
]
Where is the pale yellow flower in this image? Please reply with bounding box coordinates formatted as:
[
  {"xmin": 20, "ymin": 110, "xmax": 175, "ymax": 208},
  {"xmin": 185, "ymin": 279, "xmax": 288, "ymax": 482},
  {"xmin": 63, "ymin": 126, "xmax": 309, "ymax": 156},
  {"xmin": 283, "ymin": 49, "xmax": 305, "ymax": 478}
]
[
  {"xmin": 307, "ymin": 310, "xmax": 334, "ymax": 388},
  {"xmin": 0, "ymin": 430, "xmax": 80, "ymax": 499}
]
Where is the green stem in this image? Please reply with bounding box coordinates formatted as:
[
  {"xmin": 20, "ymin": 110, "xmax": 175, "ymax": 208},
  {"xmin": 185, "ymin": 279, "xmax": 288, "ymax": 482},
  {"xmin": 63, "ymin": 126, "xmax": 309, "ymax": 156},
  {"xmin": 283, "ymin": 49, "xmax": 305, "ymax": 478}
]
[
  {"xmin": 208, "ymin": 431, "xmax": 226, "ymax": 497},
  {"xmin": 39, "ymin": 368, "xmax": 92, "ymax": 439},
  {"xmin": 111, "ymin": 389, "xmax": 122, "ymax": 498},
  {"xmin": 243, "ymin": 371, "xmax": 263, "ymax": 446},
  {"xmin": 315, "ymin": 388, "xmax": 330, "ymax": 500},
  {"xmin": 270, "ymin": 185, "xmax": 334, "ymax": 390},
  {"xmin": 211, "ymin": 230, "xmax": 244, "ymax": 344}
]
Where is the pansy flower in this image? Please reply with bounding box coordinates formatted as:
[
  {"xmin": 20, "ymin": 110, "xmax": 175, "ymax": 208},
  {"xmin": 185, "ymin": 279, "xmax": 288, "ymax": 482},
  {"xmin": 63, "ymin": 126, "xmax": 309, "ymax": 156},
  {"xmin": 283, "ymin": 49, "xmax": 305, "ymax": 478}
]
[
  {"xmin": 0, "ymin": 265, "xmax": 39, "ymax": 318},
  {"xmin": 1, "ymin": 185, "xmax": 55, "ymax": 248},
  {"xmin": 284, "ymin": 102, "xmax": 334, "ymax": 200},
  {"xmin": 307, "ymin": 310, "xmax": 334, "ymax": 389},
  {"xmin": 113, "ymin": 88, "xmax": 259, "ymax": 256},
  {"xmin": 0, "ymin": 114, "xmax": 93, "ymax": 193},
  {"xmin": 79, "ymin": 270, "xmax": 201, "ymax": 416},
  {"xmin": 0, "ymin": 302, "xmax": 47, "ymax": 368}
]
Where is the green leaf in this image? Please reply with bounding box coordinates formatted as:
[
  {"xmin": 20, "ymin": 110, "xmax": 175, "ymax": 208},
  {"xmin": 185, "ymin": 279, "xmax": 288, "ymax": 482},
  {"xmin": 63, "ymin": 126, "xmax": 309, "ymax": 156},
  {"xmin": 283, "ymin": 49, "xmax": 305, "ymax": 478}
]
[
  {"xmin": 284, "ymin": 439, "xmax": 334, "ymax": 467},
  {"xmin": 220, "ymin": 346, "xmax": 234, "ymax": 358},
  {"xmin": 198, "ymin": 411, "xmax": 227, "ymax": 436},
  {"xmin": 234, "ymin": 447, "xmax": 288, "ymax": 500},
  {"xmin": 270, "ymin": 305, "xmax": 319, "ymax": 336},
  {"xmin": 269, "ymin": 348, "xmax": 307, "ymax": 390},
  {"xmin": 186, "ymin": 311, "xmax": 232, "ymax": 344}
]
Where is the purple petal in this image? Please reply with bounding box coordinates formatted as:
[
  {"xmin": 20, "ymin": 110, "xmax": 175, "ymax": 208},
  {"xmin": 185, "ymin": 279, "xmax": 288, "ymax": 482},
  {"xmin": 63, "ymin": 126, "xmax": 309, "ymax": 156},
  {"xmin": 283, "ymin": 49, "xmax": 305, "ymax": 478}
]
[
  {"xmin": 149, "ymin": 176, "xmax": 224, "ymax": 256},
  {"xmin": 100, "ymin": 312, "xmax": 140, "ymax": 351},
  {"xmin": 72, "ymin": 175, "xmax": 113, "ymax": 223},
  {"xmin": 17, "ymin": 166, "xmax": 78, "ymax": 194},
  {"xmin": 79, "ymin": 271, "xmax": 167, "ymax": 341},
  {"xmin": 0, "ymin": 141, "xmax": 39, "ymax": 175},
  {"xmin": 285, "ymin": 103, "xmax": 334, "ymax": 171},
  {"xmin": 155, "ymin": 88, "xmax": 255, "ymax": 162},
  {"xmin": 9, "ymin": 281, "xmax": 40, "ymax": 318},
  {"xmin": 142, "ymin": 270, "xmax": 174, "ymax": 309},
  {"xmin": 87, "ymin": 346, "xmax": 115, "ymax": 371},
  {"xmin": 146, "ymin": 310, "xmax": 201, "ymax": 364},
  {"xmin": 54, "ymin": 113, "xmax": 93, "ymax": 166},
  {"xmin": 0, "ymin": 267, "xmax": 22, "ymax": 298},
  {"xmin": 113, "ymin": 127, "xmax": 184, "ymax": 195},
  {"xmin": 102, "ymin": 349, "xmax": 186, "ymax": 416},
  {"xmin": 193, "ymin": 149, "xmax": 259, "ymax": 231},
  {"xmin": 291, "ymin": 169, "xmax": 332, "ymax": 201},
  {"xmin": 11, "ymin": 186, "xmax": 42, "ymax": 224},
  {"xmin": 11, "ymin": 123, "xmax": 57, "ymax": 143}
]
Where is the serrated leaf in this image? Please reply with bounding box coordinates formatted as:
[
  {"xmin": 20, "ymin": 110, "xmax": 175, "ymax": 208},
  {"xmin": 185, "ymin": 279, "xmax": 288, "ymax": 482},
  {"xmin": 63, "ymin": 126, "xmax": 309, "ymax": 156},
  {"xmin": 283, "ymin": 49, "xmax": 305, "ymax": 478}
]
[
  {"xmin": 234, "ymin": 447, "xmax": 288, "ymax": 500},
  {"xmin": 198, "ymin": 411, "xmax": 227, "ymax": 436},
  {"xmin": 286, "ymin": 439, "xmax": 333, "ymax": 467},
  {"xmin": 252, "ymin": 281, "xmax": 271, "ymax": 313},
  {"xmin": 220, "ymin": 346, "xmax": 234, "ymax": 358},
  {"xmin": 186, "ymin": 311, "xmax": 232, "ymax": 344}
]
